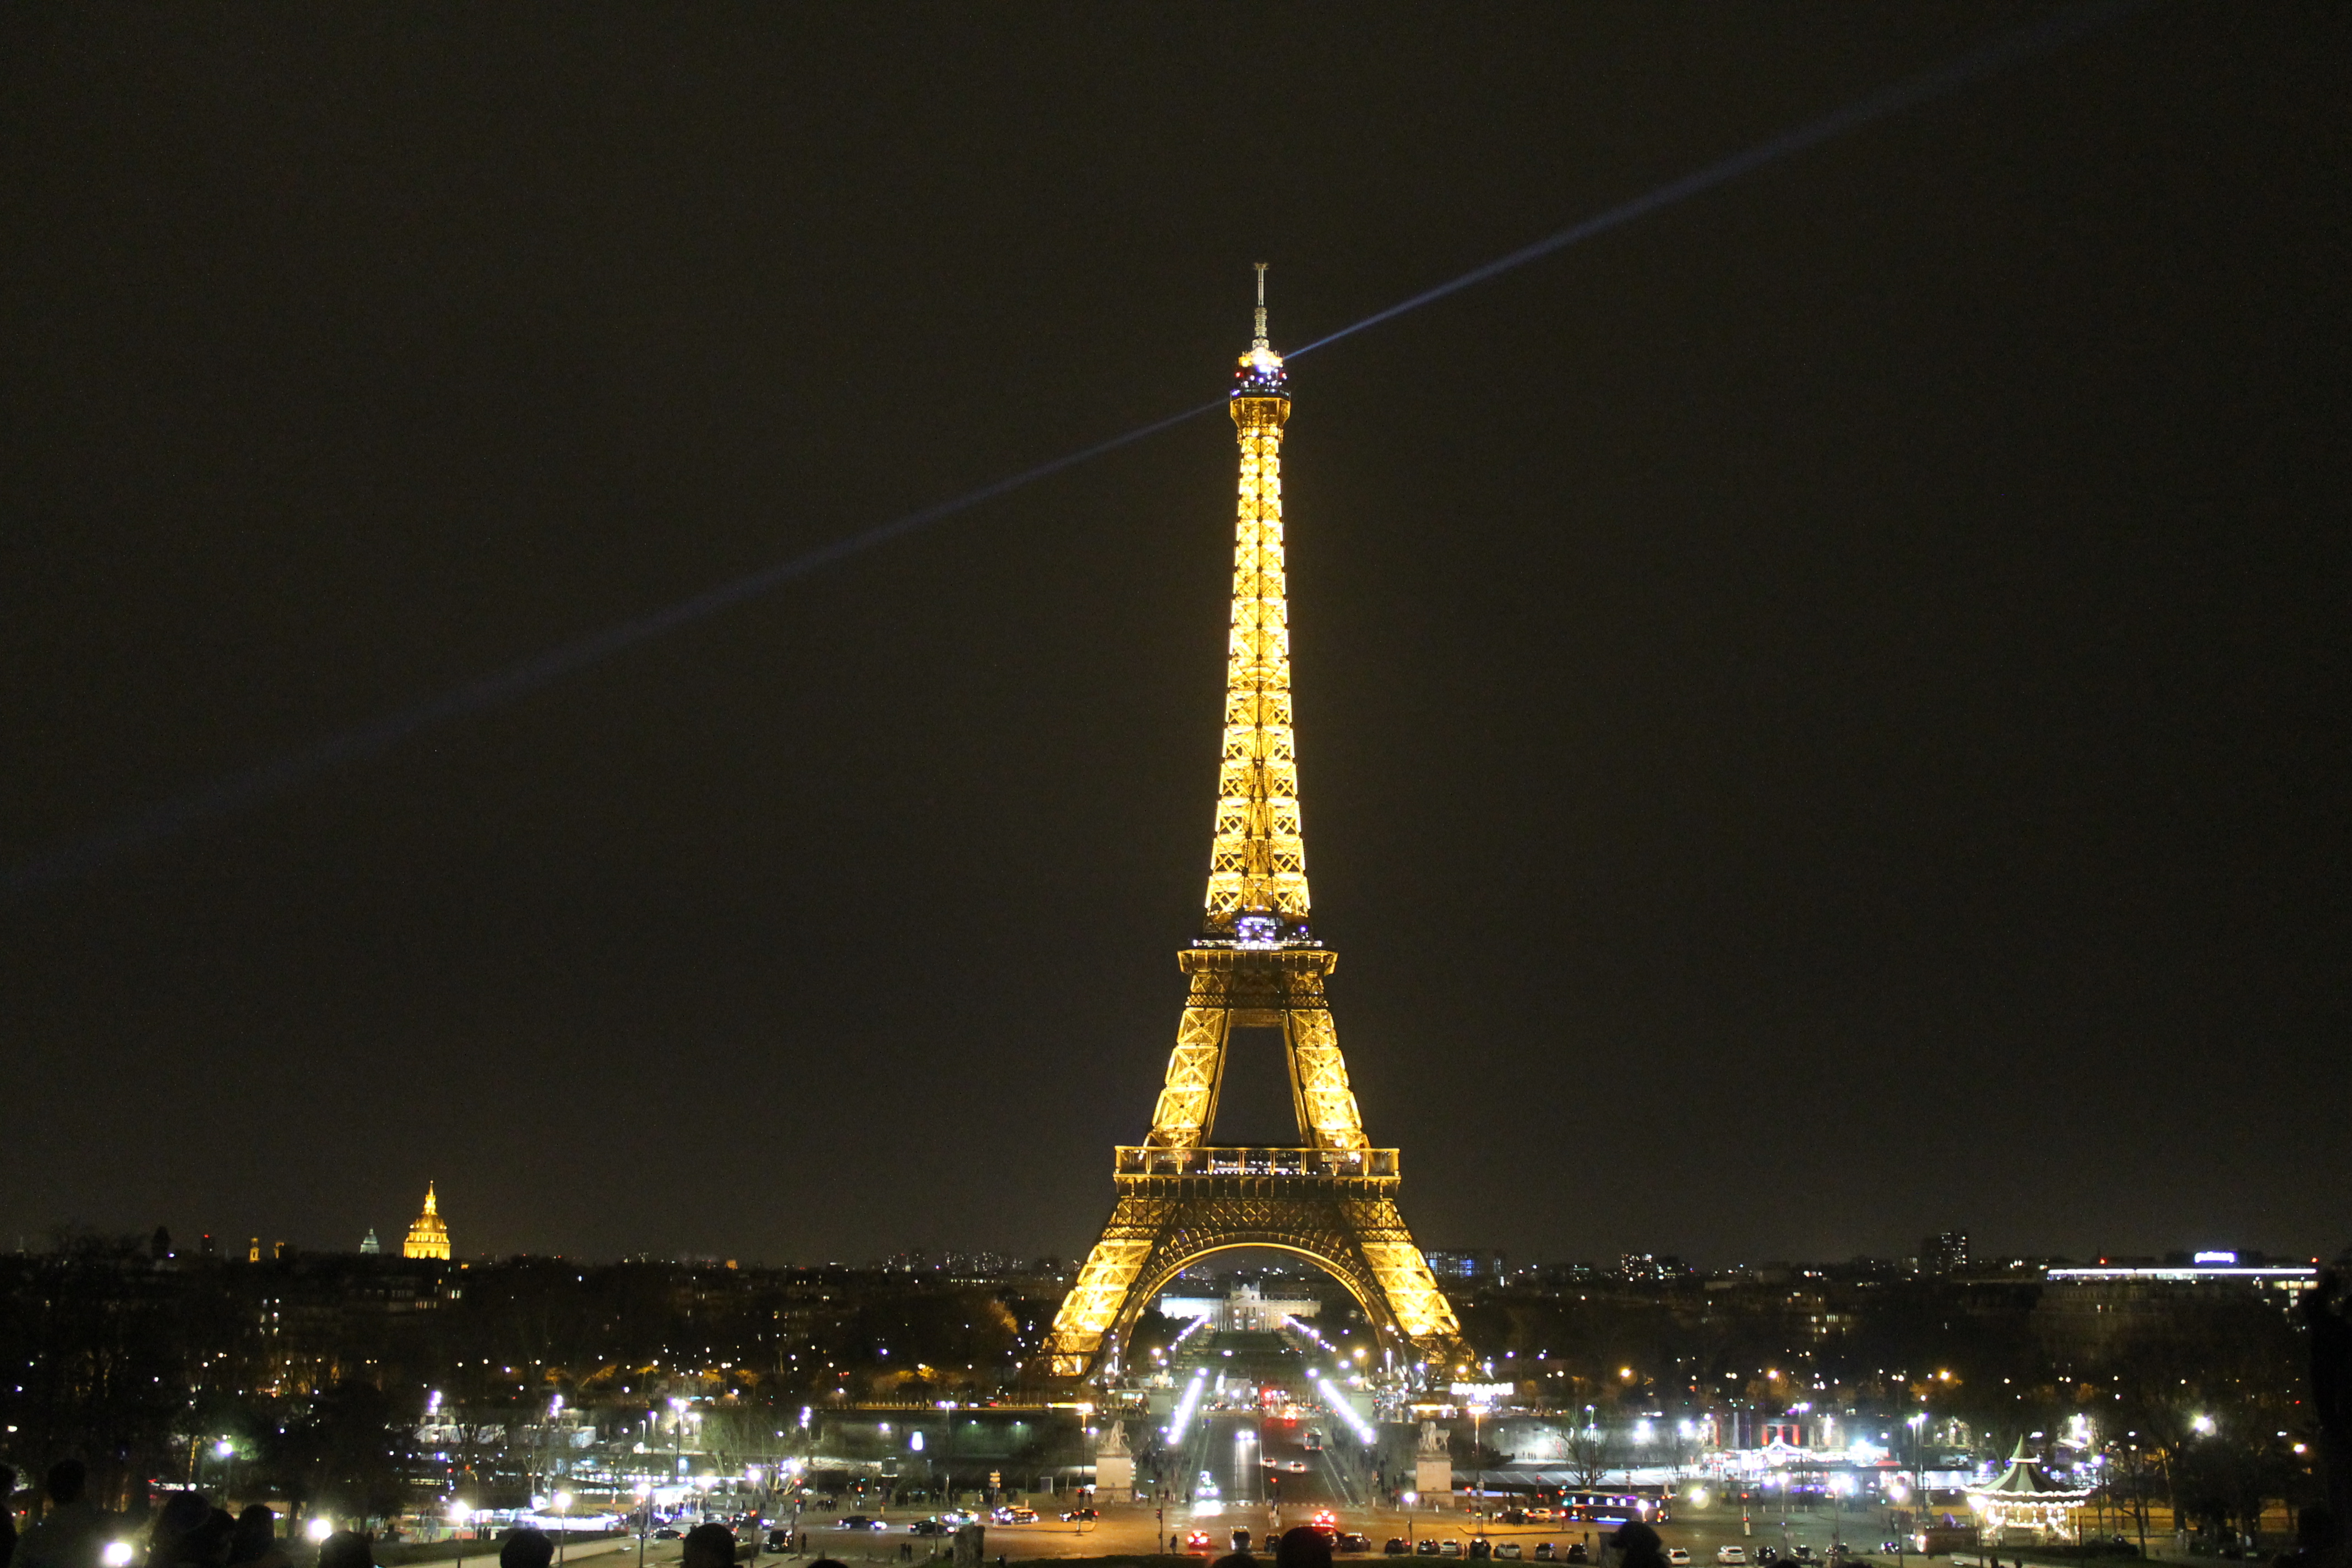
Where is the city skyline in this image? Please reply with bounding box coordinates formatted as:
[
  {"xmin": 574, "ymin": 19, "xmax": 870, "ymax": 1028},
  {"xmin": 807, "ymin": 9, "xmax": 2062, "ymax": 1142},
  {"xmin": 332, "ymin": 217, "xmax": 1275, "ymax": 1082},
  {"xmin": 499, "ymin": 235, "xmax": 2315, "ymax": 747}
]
[{"xmin": 4, "ymin": 8, "xmax": 2345, "ymax": 1268}]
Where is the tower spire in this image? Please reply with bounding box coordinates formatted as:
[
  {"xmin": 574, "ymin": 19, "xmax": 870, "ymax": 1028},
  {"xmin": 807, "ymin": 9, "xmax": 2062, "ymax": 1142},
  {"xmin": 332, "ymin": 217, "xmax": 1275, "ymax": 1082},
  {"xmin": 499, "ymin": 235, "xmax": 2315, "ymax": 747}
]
[{"xmin": 1211, "ymin": 266, "xmax": 1300, "ymax": 942}]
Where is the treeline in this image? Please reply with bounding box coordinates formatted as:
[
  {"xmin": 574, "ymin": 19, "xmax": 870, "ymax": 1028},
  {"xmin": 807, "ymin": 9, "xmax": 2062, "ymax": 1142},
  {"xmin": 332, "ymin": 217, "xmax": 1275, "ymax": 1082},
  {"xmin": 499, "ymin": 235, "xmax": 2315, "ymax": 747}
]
[{"xmin": 0, "ymin": 1231, "xmax": 1043, "ymax": 1513}]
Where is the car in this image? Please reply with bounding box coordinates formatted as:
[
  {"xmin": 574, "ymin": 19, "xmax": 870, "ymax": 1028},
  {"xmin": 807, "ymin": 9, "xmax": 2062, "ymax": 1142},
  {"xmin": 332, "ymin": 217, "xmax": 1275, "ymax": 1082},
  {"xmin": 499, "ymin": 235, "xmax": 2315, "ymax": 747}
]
[
  {"xmin": 1668, "ymin": 1552, "xmax": 1691, "ymax": 1566},
  {"xmin": 1718, "ymin": 1551, "xmax": 1749, "ymax": 1566},
  {"xmin": 1417, "ymin": 1543, "xmax": 1440, "ymax": 1558},
  {"xmin": 1498, "ymin": 1546, "xmax": 1524, "ymax": 1561},
  {"xmin": 1386, "ymin": 1541, "xmax": 1411, "ymax": 1556},
  {"xmin": 1566, "ymin": 1547, "xmax": 1591, "ymax": 1565},
  {"xmin": 836, "ymin": 1517, "xmax": 885, "ymax": 1532},
  {"xmin": 1536, "ymin": 1546, "xmax": 1557, "ymax": 1562},
  {"xmin": 1000, "ymin": 1508, "xmax": 1038, "ymax": 1526},
  {"xmin": 908, "ymin": 1521, "xmax": 948, "ymax": 1536},
  {"xmin": 1792, "ymin": 1550, "xmax": 1814, "ymax": 1564},
  {"xmin": 1469, "ymin": 1542, "xmax": 1491, "ymax": 1561},
  {"xmin": 1314, "ymin": 1515, "xmax": 1340, "ymax": 1530},
  {"xmin": 1528, "ymin": 1511, "xmax": 1555, "ymax": 1524},
  {"xmin": 652, "ymin": 1530, "xmax": 682, "ymax": 1542},
  {"xmin": 1063, "ymin": 1510, "xmax": 1099, "ymax": 1523},
  {"xmin": 1756, "ymin": 1550, "xmax": 1779, "ymax": 1565},
  {"xmin": 1340, "ymin": 1536, "xmax": 1373, "ymax": 1554},
  {"xmin": 1286, "ymin": 1461, "xmax": 1311, "ymax": 1473},
  {"xmin": 1441, "ymin": 1543, "xmax": 1463, "ymax": 1559},
  {"xmin": 1186, "ymin": 1532, "xmax": 1215, "ymax": 1553}
]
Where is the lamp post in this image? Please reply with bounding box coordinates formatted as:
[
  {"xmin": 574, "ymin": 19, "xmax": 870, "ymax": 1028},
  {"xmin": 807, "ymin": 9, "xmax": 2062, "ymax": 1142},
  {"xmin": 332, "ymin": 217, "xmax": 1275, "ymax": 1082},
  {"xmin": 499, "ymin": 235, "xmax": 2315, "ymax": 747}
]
[
  {"xmin": 1471, "ymin": 1403, "xmax": 1487, "ymax": 1537},
  {"xmin": 449, "ymin": 1503, "xmax": 471, "ymax": 1568},
  {"xmin": 555, "ymin": 1493, "xmax": 573, "ymax": 1566},
  {"xmin": 1908, "ymin": 1412, "xmax": 1928, "ymax": 1530}
]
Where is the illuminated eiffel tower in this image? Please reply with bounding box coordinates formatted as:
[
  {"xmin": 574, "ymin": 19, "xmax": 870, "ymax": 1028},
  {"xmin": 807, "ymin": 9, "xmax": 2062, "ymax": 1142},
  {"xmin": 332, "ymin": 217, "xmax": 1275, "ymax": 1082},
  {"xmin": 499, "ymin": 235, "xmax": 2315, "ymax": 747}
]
[{"xmin": 1040, "ymin": 268, "xmax": 1461, "ymax": 1380}]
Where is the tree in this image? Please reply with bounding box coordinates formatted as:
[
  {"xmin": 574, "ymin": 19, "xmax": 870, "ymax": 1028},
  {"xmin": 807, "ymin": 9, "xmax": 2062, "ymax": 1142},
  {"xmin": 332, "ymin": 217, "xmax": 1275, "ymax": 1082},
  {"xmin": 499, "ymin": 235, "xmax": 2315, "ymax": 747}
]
[{"xmin": 1567, "ymin": 1424, "xmax": 1621, "ymax": 1490}]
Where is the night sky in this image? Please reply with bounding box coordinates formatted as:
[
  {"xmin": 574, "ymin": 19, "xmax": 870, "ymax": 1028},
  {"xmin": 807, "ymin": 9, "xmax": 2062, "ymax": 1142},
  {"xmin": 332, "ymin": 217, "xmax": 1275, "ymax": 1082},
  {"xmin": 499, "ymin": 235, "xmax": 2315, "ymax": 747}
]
[{"xmin": 3, "ymin": 6, "xmax": 2344, "ymax": 1270}]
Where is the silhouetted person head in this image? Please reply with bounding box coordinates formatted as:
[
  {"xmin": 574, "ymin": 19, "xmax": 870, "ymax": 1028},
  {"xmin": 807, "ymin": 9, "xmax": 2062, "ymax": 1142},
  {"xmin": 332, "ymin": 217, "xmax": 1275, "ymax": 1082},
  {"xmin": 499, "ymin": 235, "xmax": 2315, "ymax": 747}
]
[
  {"xmin": 227, "ymin": 1506, "xmax": 279, "ymax": 1566},
  {"xmin": 1276, "ymin": 1528, "xmax": 1332, "ymax": 1568},
  {"xmin": 683, "ymin": 1523, "xmax": 736, "ymax": 1568},
  {"xmin": 317, "ymin": 1532, "xmax": 374, "ymax": 1568},
  {"xmin": 150, "ymin": 1493, "xmax": 216, "ymax": 1568},
  {"xmin": 1214, "ymin": 1550, "xmax": 1256, "ymax": 1568},
  {"xmin": 46, "ymin": 1460, "xmax": 86, "ymax": 1507},
  {"xmin": 498, "ymin": 1530, "xmax": 554, "ymax": 1568},
  {"xmin": 1612, "ymin": 1522, "xmax": 1665, "ymax": 1568}
]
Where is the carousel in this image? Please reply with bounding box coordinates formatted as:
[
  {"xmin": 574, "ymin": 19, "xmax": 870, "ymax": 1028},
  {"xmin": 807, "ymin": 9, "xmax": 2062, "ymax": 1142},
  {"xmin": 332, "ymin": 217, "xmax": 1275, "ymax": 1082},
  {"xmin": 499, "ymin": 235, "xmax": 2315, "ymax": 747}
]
[{"xmin": 1967, "ymin": 1439, "xmax": 2093, "ymax": 1541}]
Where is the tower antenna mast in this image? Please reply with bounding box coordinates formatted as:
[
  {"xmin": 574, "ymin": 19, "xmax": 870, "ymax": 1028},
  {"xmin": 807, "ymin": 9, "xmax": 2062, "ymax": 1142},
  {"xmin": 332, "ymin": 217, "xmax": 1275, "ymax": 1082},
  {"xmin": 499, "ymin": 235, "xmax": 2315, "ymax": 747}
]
[{"xmin": 1253, "ymin": 262, "xmax": 1270, "ymax": 349}]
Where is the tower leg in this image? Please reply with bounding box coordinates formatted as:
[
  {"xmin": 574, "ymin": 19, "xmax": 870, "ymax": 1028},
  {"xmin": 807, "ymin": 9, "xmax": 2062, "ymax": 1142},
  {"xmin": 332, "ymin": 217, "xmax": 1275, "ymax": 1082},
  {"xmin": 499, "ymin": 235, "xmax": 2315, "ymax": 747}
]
[{"xmin": 1037, "ymin": 1189, "xmax": 1461, "ymax": 1381}]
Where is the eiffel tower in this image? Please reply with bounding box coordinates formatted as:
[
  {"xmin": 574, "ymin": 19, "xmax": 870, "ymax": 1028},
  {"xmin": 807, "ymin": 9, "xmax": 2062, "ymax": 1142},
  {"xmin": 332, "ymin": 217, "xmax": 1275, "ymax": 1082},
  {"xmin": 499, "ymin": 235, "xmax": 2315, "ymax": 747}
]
[{"xmin": 1039, "ymin": 268, "xmax": 1461, "ymax": 1380}]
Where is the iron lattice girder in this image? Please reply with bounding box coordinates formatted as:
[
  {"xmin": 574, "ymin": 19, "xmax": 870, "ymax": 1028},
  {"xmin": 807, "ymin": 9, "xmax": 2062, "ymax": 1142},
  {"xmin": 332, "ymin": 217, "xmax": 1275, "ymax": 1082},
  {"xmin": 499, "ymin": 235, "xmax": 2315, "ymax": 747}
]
[
  {"xmin": 1144, "ymin": 949, "xmax": 1366, "ymax": 1152},
  {"xmin": 1207, "ymin": 399, "xmax": 1306, "ymax": 926}
]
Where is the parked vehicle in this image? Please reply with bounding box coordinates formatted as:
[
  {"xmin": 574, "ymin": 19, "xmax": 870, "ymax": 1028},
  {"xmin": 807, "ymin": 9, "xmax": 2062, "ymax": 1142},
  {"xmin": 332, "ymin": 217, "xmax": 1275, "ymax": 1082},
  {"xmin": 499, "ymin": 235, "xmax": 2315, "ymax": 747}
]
[
  {"xmin": 1668, "ymin": 1552, "xmax": 1691, "ymax": 1566},
  {"xmin": 1717, "ymin": 1550, "xmax": 1748, "ymax": 1566},
  {"xmin": 1339, "ymin": 1536, "xmax": 1373, "ymax": 1554},
  {"xmin": 1386, "ymin": 1541, "xmax": 1411, "ymax": 1556},
  {"xmin": 836, "ymin": 1517, "xmax": 885, "ymax": 1532},
  {"xmin": 1535, "ymin": 1546, "xmax": 1556, "ymax": 1562},
  {"xmin": 1498, "ymin": 1545, "xmax": 1524, "ymax": 1560}
]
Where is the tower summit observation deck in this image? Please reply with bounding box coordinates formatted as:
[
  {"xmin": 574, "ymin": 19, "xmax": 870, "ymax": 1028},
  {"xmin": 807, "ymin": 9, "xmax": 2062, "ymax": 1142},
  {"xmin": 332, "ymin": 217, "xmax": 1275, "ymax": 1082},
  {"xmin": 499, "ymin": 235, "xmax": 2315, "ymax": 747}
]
[{"xmin": 1038, "ymin": 269, "xmax": 1460, "ymax": 1381}]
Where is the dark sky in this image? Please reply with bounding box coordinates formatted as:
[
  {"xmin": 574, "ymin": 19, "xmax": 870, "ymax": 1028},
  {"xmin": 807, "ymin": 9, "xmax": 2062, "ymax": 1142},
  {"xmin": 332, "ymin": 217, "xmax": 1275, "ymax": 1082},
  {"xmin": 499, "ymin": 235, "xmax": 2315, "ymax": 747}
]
[{"xmin": 3, "ymin": 6, "xmax": 2345, "ymax": 1270}]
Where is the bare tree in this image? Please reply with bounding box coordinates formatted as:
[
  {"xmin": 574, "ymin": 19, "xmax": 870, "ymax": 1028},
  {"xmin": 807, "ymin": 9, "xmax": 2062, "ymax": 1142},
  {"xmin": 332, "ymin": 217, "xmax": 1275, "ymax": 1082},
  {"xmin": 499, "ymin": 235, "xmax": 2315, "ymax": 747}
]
[{"xmin": 1567, "ymin": 1425, "xmax": 1621, "ymax": 1490}]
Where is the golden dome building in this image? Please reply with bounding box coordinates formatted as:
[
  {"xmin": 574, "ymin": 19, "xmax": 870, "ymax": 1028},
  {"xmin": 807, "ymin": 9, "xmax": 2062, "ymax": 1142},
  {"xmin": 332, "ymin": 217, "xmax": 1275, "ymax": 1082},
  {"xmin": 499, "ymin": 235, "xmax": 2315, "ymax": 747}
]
[{"xmin": 402, "ymin": 1182, "xmax": 451, "ymax": 1260}]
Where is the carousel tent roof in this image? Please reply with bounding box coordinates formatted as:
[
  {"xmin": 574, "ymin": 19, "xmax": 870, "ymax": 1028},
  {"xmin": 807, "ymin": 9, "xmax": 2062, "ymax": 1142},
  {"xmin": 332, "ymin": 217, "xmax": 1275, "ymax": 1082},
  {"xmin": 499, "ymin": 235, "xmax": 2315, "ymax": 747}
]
[{"xmin": 1970, "ymin": 1439, "xmax": 2093, "ymax": 1501}]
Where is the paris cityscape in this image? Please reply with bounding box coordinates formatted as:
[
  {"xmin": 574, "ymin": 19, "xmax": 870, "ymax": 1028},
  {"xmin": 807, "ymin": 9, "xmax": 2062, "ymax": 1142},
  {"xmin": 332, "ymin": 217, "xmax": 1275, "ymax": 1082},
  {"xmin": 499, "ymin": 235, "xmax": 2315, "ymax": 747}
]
[{"xmin": 3, "ymin": 12, "xmax": 2342, "ymax": 1568}]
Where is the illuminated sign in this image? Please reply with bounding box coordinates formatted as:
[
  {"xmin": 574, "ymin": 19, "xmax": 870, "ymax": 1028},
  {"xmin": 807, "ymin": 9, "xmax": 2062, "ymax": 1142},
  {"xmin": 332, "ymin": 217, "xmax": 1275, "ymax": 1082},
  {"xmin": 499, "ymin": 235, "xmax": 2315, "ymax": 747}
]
[{"xmin": 1449, "ymin": 1382, "xmax": 1512, "ymax": 1402}]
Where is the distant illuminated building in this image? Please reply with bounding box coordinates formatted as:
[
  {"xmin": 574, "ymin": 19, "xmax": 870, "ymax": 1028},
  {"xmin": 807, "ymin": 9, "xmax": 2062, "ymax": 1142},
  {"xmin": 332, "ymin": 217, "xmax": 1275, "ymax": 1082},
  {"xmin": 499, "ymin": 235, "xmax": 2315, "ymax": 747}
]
[
  {"xmin": 1157, "ymin": 1282, "xmax": 1321, "ymax": 1331},
  {"xmin": 1919, "ymin": 1231, "xmax": 1970, "ymax": 1275},
  {"xmin": 1423, "ymin": 1250, "xmax": 1507, "ymax": 1282},
  {"xmin": 403, "ymin": 1183, "xmax": 451, "ymax": 1260},
  {"xmin": 359, "ymin": 1228, "xmax": 382, "ymax": 1255}
]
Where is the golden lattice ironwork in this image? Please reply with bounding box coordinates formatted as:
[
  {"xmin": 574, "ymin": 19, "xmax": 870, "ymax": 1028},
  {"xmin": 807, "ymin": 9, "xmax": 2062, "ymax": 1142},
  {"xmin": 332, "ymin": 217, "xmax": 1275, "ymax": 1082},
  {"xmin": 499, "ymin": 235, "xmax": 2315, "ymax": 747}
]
[{"xmin": 1042, "ymin": 270, "xmax": 1460, "ymax": 1381}]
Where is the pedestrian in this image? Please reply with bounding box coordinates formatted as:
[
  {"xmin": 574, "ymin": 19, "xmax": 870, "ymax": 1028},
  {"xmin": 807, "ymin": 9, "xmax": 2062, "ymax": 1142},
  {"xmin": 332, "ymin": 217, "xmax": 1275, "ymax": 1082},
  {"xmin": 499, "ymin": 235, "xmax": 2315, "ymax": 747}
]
[{"xmin": 16, "ymin": 1464, "xmax": 106, "ymax": 1568}]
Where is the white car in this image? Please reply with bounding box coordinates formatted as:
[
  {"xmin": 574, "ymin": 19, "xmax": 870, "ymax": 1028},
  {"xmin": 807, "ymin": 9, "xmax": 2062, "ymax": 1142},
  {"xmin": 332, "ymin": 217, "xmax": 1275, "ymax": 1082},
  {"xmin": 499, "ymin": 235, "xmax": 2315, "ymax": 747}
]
[
  {"xmin": 1718, "ymin": 1550, "xmax": 1749, "ymax": 1566},
  {"xmin": 1667, "ymin": 1552, "xmax": 1691, "ymax": 1566}
]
